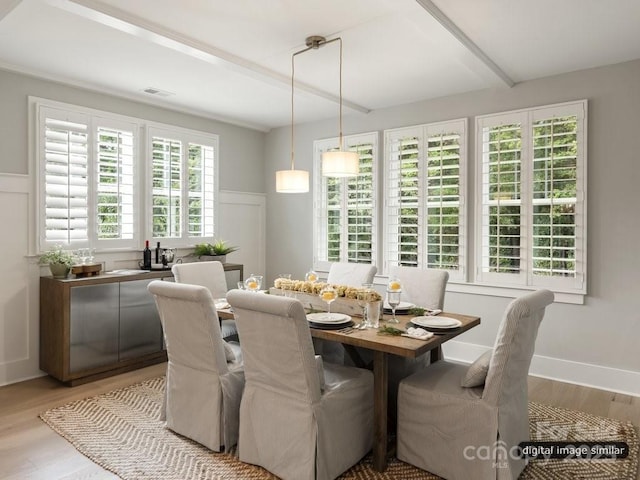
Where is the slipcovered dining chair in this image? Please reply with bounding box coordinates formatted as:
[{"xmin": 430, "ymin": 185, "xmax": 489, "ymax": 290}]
[
  {"xmin": 383, "ymin": 266, "xmax": 450, "ymax": 414},
  {"xmin": 227, "ymin": 290, "xmax": 374, "ymax": 480},
  {"xmin": 388, "ymin": 265, "xmax": 449, "ymax": 311},
  {"xmin": 319, "ymin": 262, "xmax": 377, "ymax": 364},
  {"xmin": 148, "ymin": 280, "xmax": 244, "ymax": 452},
  {"xmin": 171, "ymin": 261, "xmax": 238, "ymax": 340},
  {"xmin": 327, "ymin": 262, "xmax": 377, "ymax": 286},
  {"xmin": 397, "ymin": 289, "xmax": 554, "ymax": 480}
]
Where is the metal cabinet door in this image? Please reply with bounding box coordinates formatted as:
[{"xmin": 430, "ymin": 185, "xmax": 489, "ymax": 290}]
[
  {"xmin": 119, "ymin": 279, "xmax": 163, "ymax": 360},
  {"xmin": 70, "ymin": 283, "xmax": 119, "ymax": 372}
]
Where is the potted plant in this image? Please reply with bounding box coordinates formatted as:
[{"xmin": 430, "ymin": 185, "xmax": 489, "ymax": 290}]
[
  {"xmin": 39, "ymin": 246, "xmax": 75, "ymax": 279},
  {"xmin": 193, "ymin": 239, "xmax": 238, "ymax": 263}
]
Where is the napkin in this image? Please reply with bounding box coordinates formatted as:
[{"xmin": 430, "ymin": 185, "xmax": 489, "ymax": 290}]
[
  {"xmin": 401, "ymin": 327, "xmax": 434, "ymax": 340},
  {"xmin": 214, "ymin": 299, "xmax": 231, "ymax": 310}
]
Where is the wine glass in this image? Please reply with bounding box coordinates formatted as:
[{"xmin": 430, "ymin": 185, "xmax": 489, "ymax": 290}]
[
  {"xmin": 387, "ymin": 275, "xmax": 402, "ymax": 293},
  {"xmin": 319, "ymin": 285, "xmax": 337, "ymax": 320},
  {"xmin": 244, "ymin": 275, "xmax": 262, "ymax": 292},
  {"xmin": 386, "ymin": 290, "xmax": 402, "ymax": 324},
  {"xmin": 305, "ymin": 270, "xmax": 319, "ymax": 282}
]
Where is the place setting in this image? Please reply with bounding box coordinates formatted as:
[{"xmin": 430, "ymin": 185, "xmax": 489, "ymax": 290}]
[{"xmin": 306, "ymin": 284, "xmax": 354, "ymax": 329}]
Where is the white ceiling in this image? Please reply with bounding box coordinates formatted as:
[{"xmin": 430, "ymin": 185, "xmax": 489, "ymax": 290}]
[{"xmin": 1, "ymin": 0, "xmax": 639, "ymax": 131}]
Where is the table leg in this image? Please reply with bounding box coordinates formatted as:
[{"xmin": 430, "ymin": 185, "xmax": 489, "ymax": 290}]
[
  {"xmin": 372, "ymin": 350, "xmax": 388, "ymax": 472},
  {"xmin": 430, "ymin": 346, "xmax": 442, "ymax": 363}
]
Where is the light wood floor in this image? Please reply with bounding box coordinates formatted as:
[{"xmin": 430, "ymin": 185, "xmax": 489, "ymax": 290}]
[{"xmin": 1, "ymin": 364, "xmax": 638, "ymax": 479}]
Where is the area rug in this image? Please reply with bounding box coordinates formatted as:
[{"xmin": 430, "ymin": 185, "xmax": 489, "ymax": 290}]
[{"xmin": 40, "ymin": 376, "xmax": 639, "ymax": 480}]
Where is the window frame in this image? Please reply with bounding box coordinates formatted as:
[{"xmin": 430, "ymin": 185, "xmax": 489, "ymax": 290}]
[
  {"xmin": 313, "ymin": 132, "xmax": 379, "ymax": 272},
  {"xmin": 474, "ymin": 100, "xmax": 587, "ymax": 294},
  {"xmin": 32, "ymin": 97, "xmax": 220, "ymax": 254},
  {"xmin": 146, "ymin": 123, "xmax": 219, "ymax": 248},
  {"xmin": 383, "ymin": 118, "xmax": 468, "ymax": 282}
]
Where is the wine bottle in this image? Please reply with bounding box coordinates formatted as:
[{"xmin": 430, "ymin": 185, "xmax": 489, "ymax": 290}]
[
  {"xmin": 143, "ymin": 240, "xmax": 151, "ymax": 270},
  {"xmin": 155, "ymin": 241, "xmax": 161, "ymax": 265}
]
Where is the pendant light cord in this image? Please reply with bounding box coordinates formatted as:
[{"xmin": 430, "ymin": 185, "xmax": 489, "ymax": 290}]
[{"xmin": 291, "ymin": 51, "xmax": 295, "ymax": 171}]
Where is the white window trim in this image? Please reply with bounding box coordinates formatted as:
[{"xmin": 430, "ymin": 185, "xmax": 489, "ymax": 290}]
[
  {"xmin": 313, "ymin": 131, "xmax": 379, "ymax": 272},
  {"xmin": 30, "ymin": 96, "xmax": 220, "ymax": 254},
  {"xmin": 146, "ymin": 123, "xmax": 219, "ymax": 248},
  {"xmin": 474, "ymin": 99, "xmax": 587, "ymax": 296},
  {"xmin": 383, "ymin": 118, "xmax": 467, "ymax": 282}
]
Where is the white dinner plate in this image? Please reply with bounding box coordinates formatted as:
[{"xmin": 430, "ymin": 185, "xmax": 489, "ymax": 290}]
[
  {"xmin": 410, "ymin": 316, "xmax": 462, "ymax": 329},
  {"xmin": 306, "ymin": 312, "xmax": 352, "ymax": 324},
  {"xmin": 383, "ymin": 301, "xmax": 415, "ymax": 311}
]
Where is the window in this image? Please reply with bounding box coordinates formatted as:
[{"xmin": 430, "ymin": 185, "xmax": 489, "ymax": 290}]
[
  {"xmin": 34, "ymin": 98, "xmax": 219, "ymax": 253},
  {"xmin": 384, "ymin": 119, "xmax": 467, "ymax": 281},
  {"xmin": 313, "ymin": 132, "xmax": 378, "ymax": 270},
  {"xmin": 148, "ymin": 127, "xmax": 218, "ymax": 246},
  {"xmin": 38, "ymin": 106, "xmax": 139, "ymax": 250},
  {"xmin": 476, "ymin": 100, "xmax": 586, "ymax": 293}
]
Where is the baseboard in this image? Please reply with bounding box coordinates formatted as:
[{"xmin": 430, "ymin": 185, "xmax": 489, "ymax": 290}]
[{"xmin": 443, "ymin": 340, "xmax": 640, "ymax": 397}]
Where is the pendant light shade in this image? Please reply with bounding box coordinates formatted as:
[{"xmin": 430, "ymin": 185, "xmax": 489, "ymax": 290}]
[
  {"xmin": 276, "ymin": 169, "xmax": 309, "ymax": 193},
  {"xmin": 321, "ymin": 150, "xmax": 360, "ymax": 177}
]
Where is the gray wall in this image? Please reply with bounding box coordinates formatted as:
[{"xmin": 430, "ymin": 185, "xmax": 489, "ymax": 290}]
[
  {"xmin": 264, "ymin": 59, "xmax": 640, "ymax": 392},
  {"xmin": 0, "ymin": 68, "xmax": 266, "ymax": 193}
]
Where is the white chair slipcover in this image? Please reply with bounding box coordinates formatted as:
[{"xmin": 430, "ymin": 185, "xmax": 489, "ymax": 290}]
[
  {"xmin": 362, "ymin": 266, "xmax": 449, "ymax": 415},
  {"xmin": 227, "ymin": 290, "xmax": 374, "ymax": 480},
  {"xmin": 318, "ymin": 262, "xmax": 377, "ymax": 364},
  {"xmin": 327, "ymin": 262, "xmax": 377, "ymax": 286},
  {"xmin": 388, "ymin": 265, "xmax": 449, "ymax": 311},
  {"xmin": 148, "ymin": 280, "xmax": 244, "ymax": 452},
  {"xmin": 171, "ymin": 261, "xmax": 238, "ymax": 339},
  {"xmin": 397, "ymin": 289, "xmax": 554, "ymax": 480}
]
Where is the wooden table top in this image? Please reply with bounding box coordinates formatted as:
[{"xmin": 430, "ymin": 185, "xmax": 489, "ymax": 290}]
[
  {"xmin": 309, "ymin": 312, "xmax": 480, "ymax": 358},
  {"xmin": 218, "ymin": 308, "xmax": 480, "ymax": 359}
]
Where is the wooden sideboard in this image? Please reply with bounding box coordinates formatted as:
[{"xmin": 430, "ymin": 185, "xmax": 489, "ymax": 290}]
[{"xmin": 40, "ymin": 264, "xmax": 243, "ymax": 386}]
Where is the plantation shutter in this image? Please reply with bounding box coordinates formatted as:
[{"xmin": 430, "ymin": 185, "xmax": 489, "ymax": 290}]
[
  {"xmin": 40, "ymin": 109, "xmax": 90, "ymax": 247},
  {"xmin": 95, "ymin": 120, "xmax": 136, "ymax": 247},
  {"xmin": 151, "ymin": 135, "xmax": 182, "ymax": 238},
  {"xmin": 313, "ymin": 132, "xmax": 378, "ymax": 269},
  {"xmin": 386, "ymin": 127, "xmax": 421, "ymax": 268},
  {"xmin": 385, "ymin": 120, "xmax": 466, "ymax": 280},
  {"xmin": 346, "ymin": 140, "xmax": 375, "ymax": 263},
  {"xmin": 530, "ymin": 104, "xmax": 586, "ymax": 291},
  {"xmin": 148, "ymin": 126, "xmax": 218, "ymax": 245},
  {"xmin": 187, "ymin": 142, "xmax": 216, "ymax": 238},
  {"xmin": 477, "ymin": 113, "xmax": 526, "ymax": 285},
  {"xmin": 476, "ymin": 101, "xmax": 586, "ymax": 293}
]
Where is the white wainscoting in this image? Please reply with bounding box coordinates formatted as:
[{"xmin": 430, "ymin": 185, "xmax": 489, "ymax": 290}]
[
  {"xmin": 0, "ymin": 174, "xmax": 42, "ymax": 386},
  {"xmin": 0, "ymin": 181, "xmax": 266, "ymax": 386},
  {"xmin": 217, "ymin": 190, "xmax": 266, "ymax": 279}
]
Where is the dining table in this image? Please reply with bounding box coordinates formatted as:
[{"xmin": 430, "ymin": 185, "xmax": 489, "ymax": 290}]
[{"xmin": 218, "ymin": 304, "xmax": 480, "ymax": 473}]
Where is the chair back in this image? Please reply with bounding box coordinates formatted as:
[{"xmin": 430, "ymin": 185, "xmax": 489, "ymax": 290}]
[
  {"xmin": 327, "ymin": 262, "xmax": 377, "ymax": 286},
  {"xmin": 148, "ymin": 280, "xmax": 228, "ymax": 375},
  {"xmin": 227, "ymin": 290, "xmax": 322, "ymax": 403},
  {"xmin": 172, "ymin": 261, "xmax": 227, "ymax": 299},
  {"xmin": 388, "ymin": 265, "xmax": 449, "ymax": 310},
  {"xmin": 483, "ymin": 289, "xmax": 554, "ymax": 405}
]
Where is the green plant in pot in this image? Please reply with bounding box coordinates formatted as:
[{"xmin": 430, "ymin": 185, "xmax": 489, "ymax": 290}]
[
  {"xmin": 39, "ymin": 246, "xmax": 75, "ymax": 279},
  {"xmin": 193, "ymin": 239, "xmax": 238, "ymax": 263}
]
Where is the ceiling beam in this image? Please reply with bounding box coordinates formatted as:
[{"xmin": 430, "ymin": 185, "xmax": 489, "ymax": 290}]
[
  {"xmin": 44, "ymin": 0, "xmax": 371, "ymax": 114},
  {"xmin": 415, "ymin": 0, "xmax": 515, "ymax": 88}
]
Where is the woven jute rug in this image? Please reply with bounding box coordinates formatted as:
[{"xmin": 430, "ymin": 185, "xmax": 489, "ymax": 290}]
[{"xmin": 40, "ymin": 376, "xmax": 639, "ymax": 480}]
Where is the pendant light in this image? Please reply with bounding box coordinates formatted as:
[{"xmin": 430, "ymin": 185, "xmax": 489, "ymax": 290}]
[
  {"xmin": 276, "ymin": 35, "xmax": 359, "ymax": 193},
  {"xmin": 319, "ymin": 37, "xmax": 359, "ymax": 178},
  {"xmin": 275, "ymin": 43, "xmax": 309, "ymax": 193}
]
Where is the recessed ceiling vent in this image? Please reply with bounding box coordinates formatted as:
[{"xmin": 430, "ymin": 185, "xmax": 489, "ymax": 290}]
[{"xmin": 142, "ymin": 87, "xmax": 174, "ymax": 97}]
